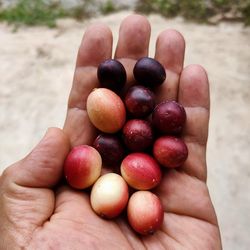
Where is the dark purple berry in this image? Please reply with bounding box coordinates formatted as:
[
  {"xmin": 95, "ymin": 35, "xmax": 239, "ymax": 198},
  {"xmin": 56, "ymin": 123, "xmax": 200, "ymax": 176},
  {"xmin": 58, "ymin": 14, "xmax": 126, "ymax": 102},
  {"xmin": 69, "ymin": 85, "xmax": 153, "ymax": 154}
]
[
  {"xmin": 133, "ymin": 57, "xmax": 166, "ymax": 88},
  {"xmin": 97, "ymin": 59, "xmax": 126, "ymax": 92},
  {"xmin": 93, "ymin": 133, "xmax": 125, "ymax": 167},
  {"xmin": 125, "ymin": 85, "xmax": 155, "ymax": 118}
]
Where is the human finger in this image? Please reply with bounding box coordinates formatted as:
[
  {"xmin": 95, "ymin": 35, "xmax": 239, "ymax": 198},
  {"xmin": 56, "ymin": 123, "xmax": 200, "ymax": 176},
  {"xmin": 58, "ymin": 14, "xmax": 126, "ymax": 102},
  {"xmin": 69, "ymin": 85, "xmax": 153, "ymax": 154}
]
[
  {"xmin": 115, "ymin": 14, "xmax": 151, "ymax": 88},
  {"xmin": 64, "ymin": 24, "xmax": 113, "ymax": 146},
  {"xmin": 154, "ymin": 29, "xmax": 185, "ymax": 102},
  {"xmin": 1, "ymin": 128, "xmax": 70, "ymax": 188},
  {"xmin": 178, "ymin": 64, "xmax": 210, "ymax": 181}
]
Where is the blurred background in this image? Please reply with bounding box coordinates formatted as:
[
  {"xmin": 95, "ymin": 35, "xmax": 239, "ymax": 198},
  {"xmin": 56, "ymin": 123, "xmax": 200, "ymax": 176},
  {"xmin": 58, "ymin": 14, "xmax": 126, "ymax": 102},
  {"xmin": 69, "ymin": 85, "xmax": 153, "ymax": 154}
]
[{"xmin": 0, "ymin": 0, "xmax": 249, "ymax": 249}]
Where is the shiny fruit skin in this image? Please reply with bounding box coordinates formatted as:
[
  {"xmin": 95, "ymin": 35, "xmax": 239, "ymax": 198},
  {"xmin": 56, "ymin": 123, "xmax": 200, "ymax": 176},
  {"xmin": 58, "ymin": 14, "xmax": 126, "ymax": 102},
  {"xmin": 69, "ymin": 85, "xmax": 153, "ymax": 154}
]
[
  {"xmin": 124, "ymin": 85, "xmax": 155, "ymax": 118},
  {"xmin": 127, "ymin": 191, "xmax": 164, "ymax": 235},
  {"xmin": 87, "ymin": 88, "xmax": 126, "ymax": 133},
  {"xmin": 97, "ymin": 59, "xmax": 126, "ymax": 93},
  {"xmin": 64, "ymin": 145, "xmax": 102, "ymax": 189},
  {"xmin": 90, "ymin": 173, "xmax": 129, "ymax": 219},
  {"xmin": 121, "ymin": 153, "xmax": 162, "ymax": 190},
  {"xmin": 133, "ymin": 57, "xmax": 166, "ymax": 88},
  {"xmin": 122, "ymin": 119, "xmax": 154, "ymax": 152},
  {"xmin": 93, "ymin": 133, "xmax": 125, "ymax": 167},
  {"xmin": 153, "ymin": 136, "xmax": 188, "ymax": 168},
  {"xmin": 152, "ymin": 101, "xmax": 186, "ymax": 135}
]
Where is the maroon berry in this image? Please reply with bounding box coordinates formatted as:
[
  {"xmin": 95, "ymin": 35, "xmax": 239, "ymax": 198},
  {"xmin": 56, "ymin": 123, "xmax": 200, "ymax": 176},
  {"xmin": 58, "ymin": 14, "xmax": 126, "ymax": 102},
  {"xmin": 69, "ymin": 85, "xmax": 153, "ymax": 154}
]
[
  {"xmin": 93, "ymin": 134, "xmax": 125, "ymax": 167},
  {"xmin": 125, "ymin": 85, "xmax": 155, "ymax": 118},
  {"xmin": 152, "ymin": 101, "xmax": 186, "ymax": 134},
  {"xmin": 133, "ymin": 57, "xmax": 166, "ymax": 88},
  {"xmin": 122, "ymin": 119, "xmax": 154, "ymax": 152},
  {"xmin": 97, "ymin": 59, "xmax": 126, "ymax": 92},
  {"xmin": 153, "ymin": 136, "xmax": 188, "ymax": 168}
]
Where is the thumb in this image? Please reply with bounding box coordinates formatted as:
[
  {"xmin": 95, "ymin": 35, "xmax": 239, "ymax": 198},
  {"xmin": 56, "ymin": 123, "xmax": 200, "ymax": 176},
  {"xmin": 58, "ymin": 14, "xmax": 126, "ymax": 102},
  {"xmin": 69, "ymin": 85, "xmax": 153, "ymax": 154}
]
[
  {"xmin": 4, "ymin": 127, "xmax": 70, "ymax": 188},
  {"xmin": 0, "ymin": 128, "xmax": 70, "ymax": 248}
]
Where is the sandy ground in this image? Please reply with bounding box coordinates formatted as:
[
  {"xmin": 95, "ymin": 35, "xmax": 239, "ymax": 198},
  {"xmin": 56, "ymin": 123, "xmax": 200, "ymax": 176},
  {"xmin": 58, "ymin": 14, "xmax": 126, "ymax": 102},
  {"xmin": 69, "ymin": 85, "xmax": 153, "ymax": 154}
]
[{"xmin": 0, "ymin": 11, "xmax": 249, "ymax": 249}]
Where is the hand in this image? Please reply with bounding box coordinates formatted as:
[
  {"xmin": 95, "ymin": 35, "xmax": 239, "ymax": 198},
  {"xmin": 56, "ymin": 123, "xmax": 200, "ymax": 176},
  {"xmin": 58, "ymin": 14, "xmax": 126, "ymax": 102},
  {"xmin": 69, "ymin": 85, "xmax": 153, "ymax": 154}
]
[{"xmin": 0, "ymin": 15, "xmax": 222, "ymax": 249}]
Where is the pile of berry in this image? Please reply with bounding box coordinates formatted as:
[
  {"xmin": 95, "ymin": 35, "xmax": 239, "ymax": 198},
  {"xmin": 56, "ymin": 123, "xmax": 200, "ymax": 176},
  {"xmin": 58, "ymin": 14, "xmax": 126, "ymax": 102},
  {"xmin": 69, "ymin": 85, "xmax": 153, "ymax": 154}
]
[{"xmin": 64, "ymin": 57, "xmax": 188, "ymax": 235}]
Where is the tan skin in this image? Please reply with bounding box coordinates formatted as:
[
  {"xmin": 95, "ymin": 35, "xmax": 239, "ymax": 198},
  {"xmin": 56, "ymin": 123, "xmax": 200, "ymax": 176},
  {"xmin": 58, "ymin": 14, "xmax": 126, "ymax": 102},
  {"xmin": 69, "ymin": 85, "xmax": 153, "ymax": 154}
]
[{"xmin": 0, "ymin": 15, "xmax": 222, "ymax": 249}]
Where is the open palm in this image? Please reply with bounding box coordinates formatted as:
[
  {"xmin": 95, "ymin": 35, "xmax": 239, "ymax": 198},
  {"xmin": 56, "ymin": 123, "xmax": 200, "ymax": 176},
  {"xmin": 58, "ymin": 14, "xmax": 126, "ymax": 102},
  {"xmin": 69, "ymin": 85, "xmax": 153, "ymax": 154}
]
[{"xmin": 0, "ymin": 15, "xmax": 222, "ymax": 249}]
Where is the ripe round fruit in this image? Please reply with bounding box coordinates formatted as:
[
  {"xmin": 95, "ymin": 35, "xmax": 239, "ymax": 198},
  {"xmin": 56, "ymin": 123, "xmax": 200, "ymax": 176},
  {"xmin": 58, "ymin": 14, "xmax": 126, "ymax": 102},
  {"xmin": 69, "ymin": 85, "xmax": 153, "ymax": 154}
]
[
  {"xmin": 87, "ymin": 88, "xmax": 126, "ymax": 133},
  {"xmin": 153, "ymin": 136, "xmax": 188, "ymax": 168},
  {"xmin": 122, "ymin": 119, "xmax": 154, "ymax": 152},
  {"xmin": 90, "ymin": 173, "xmax": 129, "ymax": 219},
  {"xmin": 127, "ymin": 191, "xmax": 164, "ymax": 235},
  {"xmin": 124, "ymin": 85, "xmax": 155, "ymax": 118},
  {"xmin": 121, "ymin": 153, "xmax": 162, "ymax": 190},
  {"xmin": 152, "ymin": 101, "xmax": 186, "ymax": 134},
  {"xmin": 93, "ymin": 133, "xmax": 125, "ymax": 167},
  {"xmin": 133, "ymin": 57, "xmax": 166, "ymax": 88},
  {"xmin": 64, "ymin": 145, "xmax": 102, "ymax": 189},
  {"xmin": 97, "ymin": 59, "xmax": 126, "ymax": 92}
]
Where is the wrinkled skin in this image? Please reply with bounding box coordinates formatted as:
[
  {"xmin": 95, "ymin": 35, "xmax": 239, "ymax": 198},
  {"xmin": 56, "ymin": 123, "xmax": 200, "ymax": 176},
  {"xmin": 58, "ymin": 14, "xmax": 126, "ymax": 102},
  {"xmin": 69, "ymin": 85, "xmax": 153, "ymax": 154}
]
[{"xmin": 0, "ymin": 15, "xmax": 222, "ymax": 250}]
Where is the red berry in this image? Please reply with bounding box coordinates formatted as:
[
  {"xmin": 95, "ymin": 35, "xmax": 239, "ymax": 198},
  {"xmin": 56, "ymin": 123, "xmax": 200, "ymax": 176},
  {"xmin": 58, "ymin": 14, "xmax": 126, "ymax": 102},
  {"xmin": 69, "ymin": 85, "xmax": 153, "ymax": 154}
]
[
  {"xmin": 64, "ymin": 145, "xmax": 102, "ymax": 189},
  {"xmin": 121, "ymin": 153, "xmax": 162, "ymax": 190},
  {"xmin": 153, "ymin": 136, "xmax": 188, "ymax": 168}
]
